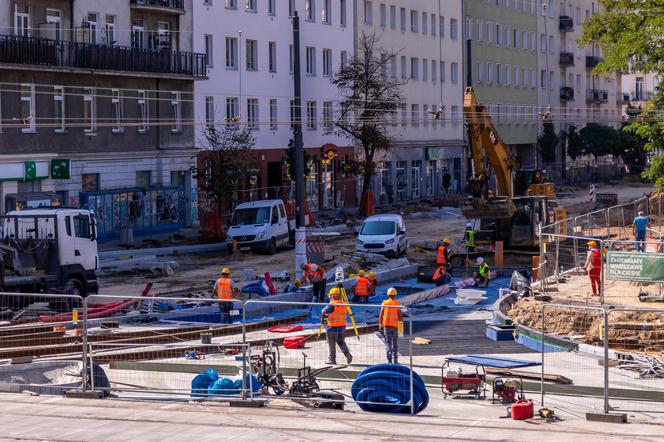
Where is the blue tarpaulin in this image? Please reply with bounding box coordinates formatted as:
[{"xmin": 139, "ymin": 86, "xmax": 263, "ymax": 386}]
[{"xmin": 445, "ymin": 355, "xmax": 541, "ymax": 369}]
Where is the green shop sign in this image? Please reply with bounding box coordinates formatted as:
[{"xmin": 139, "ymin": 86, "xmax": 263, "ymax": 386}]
[
  {"xmin": 606, "ymin": 251, "xmax": 664, "ymax": 282},
  {"xmin": 51, "ymin": 159, "xmax": 71, "ymax": 180}
]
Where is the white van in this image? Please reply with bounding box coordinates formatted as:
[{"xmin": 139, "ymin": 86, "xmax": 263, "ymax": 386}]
[
  {"xmin": 226, "ymin": 200, "xmax": 294, "ymax": 254},
  {"xmin": 356, "ymin": 214, "xmax": 408, "ymax": 258}
]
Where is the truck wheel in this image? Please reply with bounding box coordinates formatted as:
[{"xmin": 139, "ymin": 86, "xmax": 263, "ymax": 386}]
[
  {"xmin": 267, "ymin": 238, "xmax": 277, "ymax": 255},
  {"xmin": 64, "ymin": 278, "xmax": 86, "ymax": 298}
]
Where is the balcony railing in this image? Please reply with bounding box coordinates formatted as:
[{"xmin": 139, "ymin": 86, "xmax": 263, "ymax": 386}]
[
  {"xmin": 559, "ymin": 16, "xmax": 574, "ymax": 32},
  {"xmin": 560, "ymin": 86, "xmax": 575, "ymax": 101},
  {"xmin": 0, "ymin": 35, "xmax": 206, "ymax": 78},
  {"xmin": 586, "ymin": 89, "xmax": 609, "ymax": 103},
  {"xmin": 130, "ymin": 0, "xmax": 185, "ymax": 13},
  {"xmin": 559, "ymin": 52, "xmax": 574, "ymax": 67},
  {"xmin": 586, "ymin": 55, "xmax": 602, "ymax": 69}
]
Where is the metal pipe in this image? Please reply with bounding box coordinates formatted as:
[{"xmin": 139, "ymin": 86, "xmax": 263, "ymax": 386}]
[
  {"xmin": 82, "ymin": 297, "xmax": 89, "ymax": 392},
  {"xmin": 541, "ymin": 304, "xmax": 545, "ymax": 406},
  {"xmin": 409, "ymin": 310, "xmax": 414, "ymax": 416},
  {"xmin": 603, "ymin": 307, "xmax": 610, "ymax": 413}
]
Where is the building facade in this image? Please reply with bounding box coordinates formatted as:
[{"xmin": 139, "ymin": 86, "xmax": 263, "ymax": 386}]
[
  {"xmin": 622, "ymin": 71, "xmax": 660, "ymax": 113},
  {"xmin": 0, "ymin": 0, "xmax": 206, "ymax": 238},
  {"xmin": 464, "ymin": 0, "xmax": 539, "ymax": 168},
  {"xmin": 358, "ymin": 0, "xmax": 466, "ymax": 204},
  {"xmin": 193, "ymin": 0, "xmax": 355, "ymax": 216}
]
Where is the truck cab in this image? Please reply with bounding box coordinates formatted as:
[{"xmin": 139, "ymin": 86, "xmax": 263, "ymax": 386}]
[
  {"xmin": 226, "ymin": 200, "xmax": 294, "ymax": 254},
  {"xmin": 0, "ymin": 208, "xmax": 99, "ymax": 296}
]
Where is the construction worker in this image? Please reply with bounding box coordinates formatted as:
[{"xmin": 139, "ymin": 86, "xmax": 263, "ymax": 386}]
[
  {"xmin": 321, "ymin": 288, "xmax": 353, "ymax": 365},
  {"xmin": 213, "ymin": 268, "xmax": 239, "ymax": 324},
  {"xmin": 379, "ymin": 288, "xmax": 403, "ymax": 364},
  {"xmin": 437, "ymin": 238, "xmax": 450, "ymax": 267},
  {"xmin": 352, "ymin": 269, "xmax": 370, "ymax": 303},
  {"xmin": 633, "ymin": 211, "xmax": 651, "ymax": 252},
  {"xmin": 432, "ymin": 265, "xmax": 451, "ymax": 286},
  {"xmin": 367, "ymin": 271, "xmax": 377, "ymax": 296},
  {"xmin": 463, "ymin": 223, "xmax": 476, "ymax": 252},
  {"xmin": 475, "ymin": 257, "xmax": 491, "ymax": 288},
  {"xmin": 584, "ymin": 240, "xmax": 602, "ymax": 297},
  {"xmin": 301, "ymin": 263, "xmax": 326, "ymax": 302}
]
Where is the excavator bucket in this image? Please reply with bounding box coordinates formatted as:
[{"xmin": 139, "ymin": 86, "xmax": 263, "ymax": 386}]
[{"xmin": 459, "ymin": 196, "xmax": 517, "ymax": 220}]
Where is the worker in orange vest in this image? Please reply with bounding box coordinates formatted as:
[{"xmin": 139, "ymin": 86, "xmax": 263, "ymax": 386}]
[
  {"xmin": 437, "ymin": 238, "xmax": 450, "ymax": 267},
  {"xmin": 432, "ymin": 265, "xmax": 451, "ymax": 286},
  {"xmin": 584, "ymin": 240, "xmax": 602, "ymax": 297},
  {"xmin": 352, "ymin": 269, "xmax": 370, "ymax": 303},
  {"xmin": 301, "ymin": 263, "xmax": 327, "ymax": 302},
  {"xmin": 321, "ymin": 288, "xmax": 352, "ymax": 365},
  {"xmin": 379, "ymin": 288, "xmax": 403, "ymax": 364},
  {"xmin": 367, "ymin": 271, "xmax": 377, "ymax": 296},
  {"xmin": 212, "ymin": 267, "xmax": 239, "ymax": 324}
]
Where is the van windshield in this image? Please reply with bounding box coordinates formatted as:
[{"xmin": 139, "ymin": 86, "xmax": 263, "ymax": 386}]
[
  {"xmin": 231, "ymin": 207, "xmax": 271, "ymax": 226},
  {"xmin": 360, "ymin": 221, "xmax": 396, "ymax": 235}
]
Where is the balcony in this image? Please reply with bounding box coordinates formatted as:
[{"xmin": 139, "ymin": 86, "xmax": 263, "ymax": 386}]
[
  {"xmin": 0, "ymin": 35, "xmax": 206, "ymax": 78},
  {"xmin": 586, "ymin": 89, "xmax": 609, "ymax": 103},
  {"xmin": 130, "ymin": 0, "xmax": 185, "ymax": 14},
  {"xmin": 586, "ymin": 55, "xmax": 602, "ymax": 69},
  {"xmin": 560, "ymin": 86, "xmax": 575, "ymax": 101},
  {"xmin": 559, "ymin": 52, "xmax": 574, "ymax": 67},
  {"xmin": 559, "ymin": 16, "xmax": 574, "ymax": 32}
]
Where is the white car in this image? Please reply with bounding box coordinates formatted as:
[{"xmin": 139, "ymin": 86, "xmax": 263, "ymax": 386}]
[
  {"xmin": 226, "ymin": 200, "xmax": 294, "ymax": 254},
  {"xmin": 356, "ymin": 214, "xmax": 408, "ymax": 258}
]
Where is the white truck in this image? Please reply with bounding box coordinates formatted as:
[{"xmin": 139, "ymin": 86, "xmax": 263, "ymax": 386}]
[
  {"xmin": 226, "ymin": 200, "xmax": 295, "ymax": 254},
  {"xmin": 0, "ymin": 208, "xmax": 99, "ymax": 298}
]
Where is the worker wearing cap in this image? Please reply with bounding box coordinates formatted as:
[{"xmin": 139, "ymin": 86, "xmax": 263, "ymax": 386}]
[
  {"xmin": 475, "ymin": 257, "xmax": 491, "ymax": 288},
  {"xmin": 213, "ymin": 268, "xmax": 239, "ymax": 324},
  {"xmin": 301, "ymin": 263, "xmax": 327, "ymax": 302},
  {"xmin": 367, "ymin": 272, "xmax": 377, "ymax": 297},
  {"xmin": 437, "ymin": 238, "xmax": 450, "ymax": 267},
  {"xmin": 379, "ymin": 288, "xmax": 403, "ymax": 364},
  {"xmin": 633, "ymin": 211, "xmax": 651, "ymax": 252},
  {"xmin": 321, "ymin": 288, "xmax": 353, "ymax": 365},
  {"xmin": 352, "ymin": 269, "xmax": 370, "ymax": 303},
  {"xmin": 463, "ymin": 223, "xmax": 476, "ymax": 252},
  {"xmin": 584, "ymin": 241, "xmax": 602, "ymax": 297},
  {"xmin": 432, "ymin": 265, "xmax": 452, "ymax": 286}
]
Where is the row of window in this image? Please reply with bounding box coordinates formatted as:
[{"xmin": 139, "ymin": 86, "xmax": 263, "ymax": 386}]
[
  {"xmin": 466, "ymin": 18, "xmax": 536, "ymax": 52},
  {"xmin": 208, "ymin": 0, "xmax": 348, "ymax": 26},
  {"xmin": 476, "ymin": 63, "xmax": 538, "ymax": 88},
  {"xmin": 388, "ymin": 57, "xmax": 459, "ymax": 83},
  {"xmin": 3, "ymin": 85, "xmax": 181, "ymax": 134},
  {"xmin": 364, "ymin": 2, "xmax": 459, "ymax": 40}
]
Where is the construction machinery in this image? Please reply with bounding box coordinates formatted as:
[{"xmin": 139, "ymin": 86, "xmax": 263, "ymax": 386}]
[{"xmin": 461, "ymin": 87, "xmax": 567, "ymax": 248}]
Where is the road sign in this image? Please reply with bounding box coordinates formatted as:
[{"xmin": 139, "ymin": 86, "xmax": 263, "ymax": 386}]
[{"xmin": 606, "ymin": 251, "xmax": 664, "ymax": 282}]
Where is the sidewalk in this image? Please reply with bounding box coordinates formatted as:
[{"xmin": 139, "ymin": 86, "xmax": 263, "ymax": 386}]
[{"xmin": 0, "ymin": 393, "xmax": 661, "ymax": 441}]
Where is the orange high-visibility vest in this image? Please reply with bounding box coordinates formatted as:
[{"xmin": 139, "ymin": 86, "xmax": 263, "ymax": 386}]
[
  {"xmin": 216, "ymin": 278, "xmax": 233, "ymax": 300},
  {"xmin": 433, "ymin": 266, "xmax": 447, "ymax": 281},
  {"xmin": 327, "ymin": 299, "xmax": 347, "ymax": 327},
  {"xmin": 381, "ymin": 298, "xmax": 401, "ymax": 328},
  {"xmin": 437, "ymin": 245, "xmax": 448, "ymax": 265},
  {"xmin": 368, "ymin": 279, "xmax": 376, "ymax": 294},
  {"xmin": 355, "ymin": 276, "xmax": 370, "ymax": 297},
  {"xmin": 304, "ymin": 264, "xmax": 325, "ymax": 283}
]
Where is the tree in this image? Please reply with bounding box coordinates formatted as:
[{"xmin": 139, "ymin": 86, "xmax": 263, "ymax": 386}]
[
  {"xmin": 625, "ymin": 101, "xmax": 664, "ymax": 186},
  {"xmin": 580, "ymin": 123, "xmax": 618, "ymax": 159},
  {"xmin": 618, "ymin": 127, "xmax": 647, "ymax": 174},
  {"xmin": 537, "ymin": 122, "xmax": 559, "ymax": 164},
  {"xmin": 564, "ymin": 126, "xmax": 586, "ymax": 161},
  {"xmin": 330, "ymin": 32, "xmax": 405, "ymax": 211}
]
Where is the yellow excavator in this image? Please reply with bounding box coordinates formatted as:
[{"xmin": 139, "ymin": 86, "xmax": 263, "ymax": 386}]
[{"xmin": 460, "ymin": 87, "xmax": 567, "ymax": 249}]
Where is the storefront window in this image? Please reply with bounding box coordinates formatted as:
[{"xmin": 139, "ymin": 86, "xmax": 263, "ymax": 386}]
[
  {"xmin": 305, "ymin": 160, "xmax": 319, "ymax": 211},
  {"xmin": 411, "ymin": 160, "xmax": 421, "ymax": 199},
  {"xmin": 396, "ymin": 161, "xmax": 407, "ymax": 201}
]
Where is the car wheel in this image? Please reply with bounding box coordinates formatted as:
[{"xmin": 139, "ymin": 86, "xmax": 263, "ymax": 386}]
[{"xmin": 267, "ymin": 238, "xmax": 277, "ymax": 255}]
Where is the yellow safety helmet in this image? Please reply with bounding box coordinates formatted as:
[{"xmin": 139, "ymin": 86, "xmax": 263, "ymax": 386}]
[
  {"xmin": 358, "ymin": 269, "xmax": 365, "ymax": 277},
  {"xmin": 442, "ymin": 238, "xmax": 450, "ymax": 244},
  {"xmin": 328, "ymin": 287, "xmax": 341, "ymax": 298},
  {"xmin": 368, "ymin": 272, "xmax": 376, "ymax": 280},
  {"xmin": 587, "ymin": 240, "xmax": 597, "ymax": 247},
  {"xmin": 221, "ymin": 267, "xmax": 231, "ymax": 275},
  {"xmin": 387, "ymin": 287, "xmax": 398, "ymax": 297}
]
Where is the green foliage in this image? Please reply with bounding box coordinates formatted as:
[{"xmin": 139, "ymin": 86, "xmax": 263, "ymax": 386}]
[
  {"xmin": 562, "ymin": 126, "xmax": 586, "ymax": 161},
  {"xmin": 625, "ymin": 99, "xmax": 664, "ymax": 187},
  {"xmin": 618, "ymin": 128, "xmax": 647, "ymax": 173},
  {"xmin": 537, "ymin": 122, "xmax": 559, "ymax": 164},
  {"xmin": 579, "ymin": 123, "xmax": 618, "ymax": 159}
]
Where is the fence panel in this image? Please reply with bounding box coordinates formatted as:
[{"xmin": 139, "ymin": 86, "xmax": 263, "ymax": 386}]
[{"xmin": 0, "ymin": 292, "xmax": 86, "ymax": 395}]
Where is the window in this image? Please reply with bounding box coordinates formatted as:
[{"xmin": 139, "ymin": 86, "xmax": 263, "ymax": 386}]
[
  {"xmin": 45, "ymin": 9, "xmax": 62, "ymax": 42},
  {"xmin": 440, "ymin": 61, "xmax": 445, "ymax": 82},
  {"xmin": 322, "ymin": 0, "xmax": 331, "ymax": 23},
  {"xmin": 86, "ymin": 13, "xmax": 99, "ymax": 44},
  {"xmin": 432, "ymin": 61, "xmax": 437, "ymax": 82},
  {"xmin": 268, "ymin": 0, "xmax": 275, "ymax": 15},
  {"xmin": 364, "ymin": 1, "xmax": 373, "ymax": 24},
  {"xmin": 422, "ymin": 59, "xmax": 428, "ymax": 81},
  {"xmin": 411, "ymin": 104, "xmax": 419, "ymax": 127},
  {"xmin": 14, "ymin": 4, "xmax": 30, "ymax": 36},
  {"xmin": 288, "ymin": 0, "xmax": 295, "ymax": 16},
  {"xmin": 171, "ymin": 92, "xmax": 181, "ymax": 133},
  {"xmin": 205, "ymin": 34, "xmax": 214, "ymax": 67},
  {"xmin": 323, "ymin": 101, "xmax": 333, "ymax": 129},
  {"xmin": 496, "ymin": 24, "xmax": 502, "ymax": 46},
  {"xmin": 380, "ymin": 3, "xmax": 386, "ymax": 27},
  {"xmin": 505, "ymin": 25, "xmax": 511, "ymax": 48},
  {"xmin": 53, "ymin": 86, "xmax": 65, "ymax": 133},
  {"xmin": 451, "ymin": 106, "xmax": 459, "ymax": 126},
  {"xmin": 423, "ymin": 105, "xmax": 429, "ymax": 127},
  {"xmin": 496, "ymin": 63, "xmax": 502, "ymax": 85},
  {"xmin": 486, "ymin": 21, "xmax": 493, "ymax": 43},
  {"xmin": 137, "ymin": 90, "xmax": 147, "ymax": 133},
  {"xmin": 111, "ymin": 89, "xmax": 123, "ymax": 133},
  {"xmin": 306, "ymin": 101, "xmax": 317, "ymax": 129},
  {"xmin": 522, "ymin": 68, "xmax": 528, "ymax": 87},
  {"xmin": 289, "ymin": 45, "xmax": 294, "ymax": 73},
  {"xmin": 466, "ymin": 18, "xmax": 472, "ymax": 40},
  {"xmin": 505, "ymin": 64, "xmax": 511, "ymax": 85},
  {"xmin": 225, "ymin": 37, "xmax": 237, "ymax": 68},
  {"xmin": 549, "ymin": 71, "xmax": 554, "ymax": 90},
  {"xmin": 540, "ymin": 34, "xmax": 546, "ymax": 53},
  {"xmin": 487, "ymin": 62, "xmax": 493, "ymax": 84},
  {"xmin": 247, "ymin": 98, "xmax": 258, "ymax": 130},
  {"xmin": 439, "ymin": 15, "xmax": 444, "ymax": 37},
  {"xmin": 226, "ymin": 97, "xmax": 239, "ymax": 124},
  {"xmin": 400, "ymin": 8, "xmax": 406, "ymax": 31},
  {"xmin": 476, "ymin": 20, "xmax": 483, "ymax": 41},
  {"xmin": 548, "ymin": 35, "xmax": 555, "ymax": 54},
  {"xmin": 341, "ymin": 50, "xmax": 348, "ymax": 68},
  {"xmin": 104, "ymin": 15, "xmax": 116, "ymax": 45},
  {"xmin": 73, "ymin": 214, "xmax": 92, "ymax": 239},
  {"xmin": 401, "ymin": 103, "xmax": 407, "ymax": 126},
  {"xmin": 513, "ymin": 28, "xmax": 518, "ymax": 48},
  {"xmin": 83, "ymin": 88, "xmax": 95, "ymax": 133},
  {"xmin": 410, "ymin": 58, "xmax": 419, "ymax": 80},
  {"xmin": 522, "ymin": 30, "xmax": 527, "ymax": 50},
  {"xmin": 245, "ymin": 0, "xmax": 256, "ymax": 12},
  {"xmin": 306, "ymin": 47, "xmax": 316, "ymax": 75},
  {"xmin": 246, "ymin": 39, "xmax": 257, "ymax": 70},
  {"xmin": 81, "ymin": 174, "xmax": 99, "ymax": 192},
  {"xmin": 451, "ymin": 62, "xmax": 458, "ymax": 83},
  {"xmin": 450, "ymin": 18, "xmax": 457, "ymax": 39},
  {"xmin": 431, "ymin": 14, "xmax": 436, "ymax": 36},
  {"xmin": 322, "ymin": 49, "xmax": 332, "ymax": 76},
  {"xmin": 476, "ymin": 62, "xmax": 483, "ymax": 83},
  {"xmin": 226, "ymin": 0, "xmax": 237, "ymax": 8},
  {"xmin": 390, "ymin": 5, "xmax": 396, "ymax": 29},
  {"xmin": 136, "ymin": 171, "xmax": 151, "ymax": 188},
  {"xmin": 530, "ymin": 31, "xmax": 536, "ymax": 51},
  {"xmin": 514, "ymin": 65, "xmax": 520, "ymax": 86},
  {"xmin": 131, "ymin": 19, "xmax": 144, "ymax": 49},
  {"xmin": 531, "ymin": 69, "xmax": 536, "ymax": 88},
  {"xmin": 340, "ymin": 0, "xmax": 347, "ymax": 26},
  {"xmin": 401, "ymin": 56, "xmax": 407, "ymax": 79},
  {"xmin": 540, "ymin": 69, "xmax": 546, "ymax": 89},
  {"xmin": 268, "ymin": 42, "xmax": 277, "ymax": 72},
  {"xmin": 268, "ymin": 99, "xmax": 277, "ymax": 130},
  {"xmin": 422, "ymin": 12, "xmax": 428, "ymax": 34},
  {"xmin": 410, "ymin": 10, "xmax": 418, "ymax": 32},
  {"xmin": 305, "ymin": 0, "xmax": 315, "ymax": 21}
]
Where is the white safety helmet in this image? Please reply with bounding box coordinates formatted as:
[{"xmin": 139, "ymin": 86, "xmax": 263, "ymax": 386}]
[
  {"xmin": 310, "ymin": 264, "xmax": 319, "ymax": 272},
  {"xmin": 476, "ymin": 257, "xmax": 484, "ymax": 265},
  {"xmin": 466, "ymin": 223, "xmax": 472, "ymax": 228}
]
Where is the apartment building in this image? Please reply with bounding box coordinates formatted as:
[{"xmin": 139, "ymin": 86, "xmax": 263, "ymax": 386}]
[
  {"xmin": 622, "ymin": 72, "xmax": 660, "ymax": 112},
  {"xmin": 0, "ymin": 0, "xmax": 206, "ymax": 238},
  {"xmin": 538, "ymin": 0, "xmax": 622, "ymax": 168},
  {"xmin": 464, "ymin": 0, "xmax": 539, "ymax": 168},
  {"xmin": 193, "ymin": 0, "xmax": 355, "ymax": 213},
  {"xmin": 358, "ymin": 0, "xmax": 466, "ymax": 203}
]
